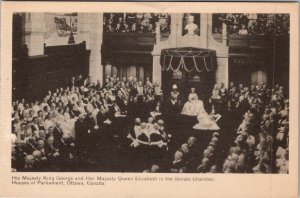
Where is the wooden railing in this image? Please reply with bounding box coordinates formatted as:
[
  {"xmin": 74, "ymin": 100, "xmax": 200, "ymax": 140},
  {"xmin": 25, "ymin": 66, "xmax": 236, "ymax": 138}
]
[{"xmin": 213, "ymin": 33, "xmax": 288, "ymax": 49}]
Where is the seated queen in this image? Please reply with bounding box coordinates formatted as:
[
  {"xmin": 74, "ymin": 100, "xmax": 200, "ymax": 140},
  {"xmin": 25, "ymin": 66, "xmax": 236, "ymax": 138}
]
[
  {"xmin": 181, "ymin": 88, "xmax": 202, "ymax": 116},
  {"xmin": 181, "ymin": 88, "xmax": 220, "ymax": 131}
]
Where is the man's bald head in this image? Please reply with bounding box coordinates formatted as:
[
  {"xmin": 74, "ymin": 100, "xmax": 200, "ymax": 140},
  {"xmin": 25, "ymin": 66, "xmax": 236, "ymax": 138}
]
[
  {"xmin": 210, "ymin": 165, "xmax": 217, "ymax": 173},
  {"xmin": 25, "ymin": 155, "xmax": 35, "ymax": 165},
  {"xmin": 157, "ymin": 119, "xmax": 164, "ymax": 126},
  {"xmin": 33, "ymin": 150, "xmax": 42, "ymax": 159},
  {"xmin": 151, "ymin": 165, "xmax": 160, "ymax": 173},
  {"xmin": 202, "ymin": 158, "xmax": 209, "ymax": 166},
  {"xmin": 187, "ymin": 136, "xmax": 197, "ymax": 146},
  {"xmin": 141, "ymin": 122, "xmax": 147, "ymax": 129},
  {"xmin": 181, "ymin": 143, "xmax": 189, "ymax": 154},
  {"xmin": 135, "ymin": 118, "xmax": 141, "ymax": 125}
]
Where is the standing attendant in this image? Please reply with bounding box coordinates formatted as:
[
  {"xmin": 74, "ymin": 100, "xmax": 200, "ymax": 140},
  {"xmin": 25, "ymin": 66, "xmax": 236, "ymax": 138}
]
[{"xmin": 74, "ymin": 114, "xmax": 87, "ymax": 159}]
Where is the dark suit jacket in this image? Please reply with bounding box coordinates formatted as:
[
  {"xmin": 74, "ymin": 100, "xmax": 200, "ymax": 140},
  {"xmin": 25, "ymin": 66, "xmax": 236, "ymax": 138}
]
[
  {"xmin": 84, "ymin": 115, "xmax": 96, "ymax": 132},
  {"xmin": 96, "ymin": 111, "xmax": 107, "ymax": 126},
  {"xmin": 74, "ymin": 119, "xmax": 87, "ymax": 147},
  {"xmin": 75, "ymin": 79, "xmax": 84, "ymax": 87},
  {"xmin": 68, "ymin": 80, "xmax": 75, "ymax": 88},
  {"xmin": 44, "ymin": 143, "xmax": 58, "ymax": 160},
  {"xmin": 53, "ymin": 127, "xmax": 63, "ymax": 144}
]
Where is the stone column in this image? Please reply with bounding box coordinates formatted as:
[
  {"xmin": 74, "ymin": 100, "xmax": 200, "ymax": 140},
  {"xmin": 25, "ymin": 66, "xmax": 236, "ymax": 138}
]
[
  {"xmin": 152, "ymin": 54, "xmax": 162, "ymax": 87},
  {"xmin": 222, "ymin": 22, "xmax": 228, "ymax": 46},
  {"xmin": 77, "ymin": 13, "xmax": 104, "ymax": 85},
  {"xmin": 77, "ymin": 13, "xmax": 90, "ymax": 47},
  {"xmin": 207, "ymin": 14, "xmax": 230, "ymax": 88},
  {"xmin": 152, "ymin": 23, "xmax": 162, "ymax": 87},
  {"xmin": 199, "ymin": 13, "xmax": 208, "ymax": 48},
  {"xmin": 24, "ymin": 13, "xmax": 46, "ymax": 56},
  {"xmin": 169, "ymin": 13, "xmax": 178, "ymax": 47},
  {"xmin": 176, "ymin": 13, "xmax": 184, "ymax": 38},
  {"xmin": 88, "ymin": 13, "xmax": 103, "ymax": 85},
  {"xmin": 215, "ymin": 57, "xmax": 229, "ymax": 87}
]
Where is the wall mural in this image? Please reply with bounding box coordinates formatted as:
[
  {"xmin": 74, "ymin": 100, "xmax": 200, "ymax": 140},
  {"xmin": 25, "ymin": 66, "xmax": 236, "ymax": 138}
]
[
  {"xmin": 54, "ymin": 14, "xmax": 77, "ymax": 37},
  {"xmin": 44, "ymin": 13, "xmax": 78, "ymax": 46}
]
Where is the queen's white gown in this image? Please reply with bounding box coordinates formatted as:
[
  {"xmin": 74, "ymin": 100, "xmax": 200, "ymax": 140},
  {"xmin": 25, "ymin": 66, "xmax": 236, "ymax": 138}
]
[
  {"xmin": 181, "ymin": 93, "xmax": 201, "ymax": 116},
  {"xmin": 181, "ymin": 93, "xmax": 220, "ymax": 130}
]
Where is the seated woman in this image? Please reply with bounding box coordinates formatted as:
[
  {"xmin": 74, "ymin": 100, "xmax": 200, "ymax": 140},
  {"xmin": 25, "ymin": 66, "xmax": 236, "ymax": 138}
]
[
  {"xmin": 181, "ymin": 87, "xmax": 202, "ymax": 116},
  {"xmin": 181, "ymin": 88, "xmax": 220, "ymax": 130}
]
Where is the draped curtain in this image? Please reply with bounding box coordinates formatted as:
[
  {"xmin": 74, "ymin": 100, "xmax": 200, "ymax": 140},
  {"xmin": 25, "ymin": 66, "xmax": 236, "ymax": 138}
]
[{"xmin": 161, "ymin": 47, "xmax": 216, "ymax": 73}]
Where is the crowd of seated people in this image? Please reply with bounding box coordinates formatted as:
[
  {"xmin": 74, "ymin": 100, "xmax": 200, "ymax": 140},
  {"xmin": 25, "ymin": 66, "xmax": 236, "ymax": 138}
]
[
  {"xmin": 163, "ymin": 81, "xmax": 289, "ymax": 173},
  {"xmin": 11, "ymin": 74, "xmax": 164, "ymax": 171},
  {"xmin": 103, "ymin": 13, "xmax": 170, "ymax": 34},
  {"xmin": 124, "ymin": 81, "xmax": 289, "ymax": 174},
  {"xmin": 11, "ymin": 73, "xmax": 289, "ymax": 173},
  {"xmin": 213, "ymin": 14, "xmax": 290, "ymax": 36},
  {"xmin": 168, "ymin": 132, "xmax": 222, "ymax": 173},
  {"xmin": 218, "ymin": 82, "xmax": 289, "ymax": 173}
]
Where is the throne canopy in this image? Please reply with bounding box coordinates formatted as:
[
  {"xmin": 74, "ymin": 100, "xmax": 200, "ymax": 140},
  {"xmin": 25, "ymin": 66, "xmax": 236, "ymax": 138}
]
[{"xmin": 161, "ymin": 47, "xmax": 216, "ymax": 73}]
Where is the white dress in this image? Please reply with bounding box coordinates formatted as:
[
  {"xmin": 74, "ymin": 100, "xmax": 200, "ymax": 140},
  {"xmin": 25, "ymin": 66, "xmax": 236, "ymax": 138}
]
[
  {"xmin": 181, "ymin": 93, "xmax": 202, "ymax": 116},
  {"xmin": 191, "ymin": 100, "xmax": 220, "ymax": 131}
]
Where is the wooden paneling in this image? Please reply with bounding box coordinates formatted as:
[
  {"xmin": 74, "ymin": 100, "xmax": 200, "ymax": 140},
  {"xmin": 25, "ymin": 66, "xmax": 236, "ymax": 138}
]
[
  {"xmin": 13, "ymin": 43, "xmax": 90, "ymax": 101},
  {"xmin": 102, "ymin": 32, "xmax": 154, "ymax": 83},
  {"xmin": 102, "ymin": 32, "xmax": 154, "ymax": 66},
  {"xmin": 213, "ymin": 34, "xmax": 282, "ymax": 49},
  {"xmin": 227, "ymin": 35, "xmax": 289, "ymax": 88},
  {"xmin": 103, "ymin": 32, "xmax": 156, "ymax": 48}
]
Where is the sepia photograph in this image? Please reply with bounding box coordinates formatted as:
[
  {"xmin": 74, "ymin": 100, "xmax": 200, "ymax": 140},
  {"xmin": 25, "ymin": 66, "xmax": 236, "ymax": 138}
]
[
  {"xmin": 11, "ymin": 11, "xmax": 290, "ymax": 173},
  {"xmin": 0, "ymin": 2, "xmax": 298, "ymax": 198}
]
